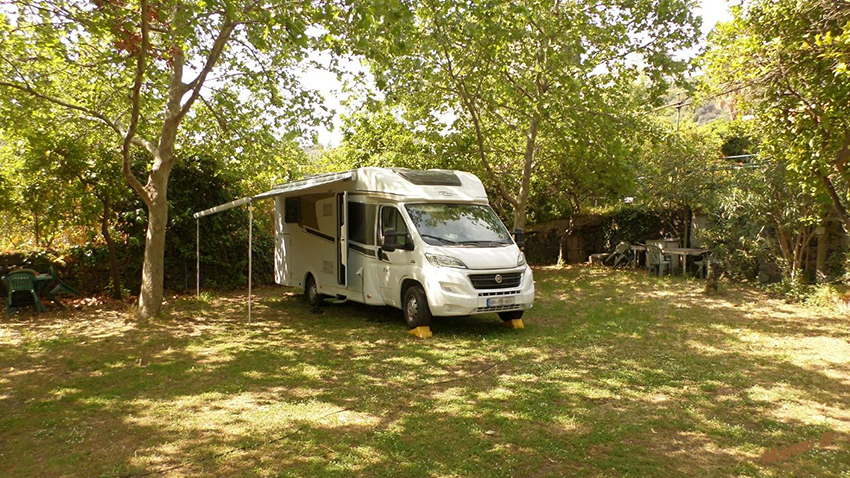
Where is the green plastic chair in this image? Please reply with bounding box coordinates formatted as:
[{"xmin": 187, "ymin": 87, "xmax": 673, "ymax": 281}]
[
  {"xmin": 47, "ymin": 266, "xmax": 81, "ymax": 300},
  {"xmin": 694, "ymin": 252, "xmax": 711, "ymax": 279},
  {"xmin": 2, "ymin": 270, "xmax": 44, "ymax": 318},
  {"xmin": 646, "ymin": 244, "xmax": 671, "ymax": 277},
  {"xmin": 605, "ymin": 242, "xmax": 632, "ymax": 267}
]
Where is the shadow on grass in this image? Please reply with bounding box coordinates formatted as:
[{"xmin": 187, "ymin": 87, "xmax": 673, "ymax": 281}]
[{"xmin": 0, "ymin": 266, "xmax": 848, "ymax": 477}]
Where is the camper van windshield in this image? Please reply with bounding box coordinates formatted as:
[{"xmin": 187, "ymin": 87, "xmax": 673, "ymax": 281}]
[{"xmin": 405, "ymin": 204, "xmax": 512, "ymax": 247}]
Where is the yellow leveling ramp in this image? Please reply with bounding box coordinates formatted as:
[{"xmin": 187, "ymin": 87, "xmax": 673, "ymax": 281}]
[
  {"xmin": 409, "ymin": 326, "xmax": 433, "ymax": 338},
  {"xmin": 504, "ymin": 319, "xmax": 524, "ymax": 329}
]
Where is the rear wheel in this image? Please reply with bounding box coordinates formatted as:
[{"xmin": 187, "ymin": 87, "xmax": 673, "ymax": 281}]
[
  {"xmin": 498, "ymin": 310, "xmax": 524, "ymax": 321},
  {"xmin": 304, "ymin": 275, "xmax": 322, "ymax": 309},
  {"xmin": 403, "ymin": 285, "xmax": 432, "ymax": 329}
]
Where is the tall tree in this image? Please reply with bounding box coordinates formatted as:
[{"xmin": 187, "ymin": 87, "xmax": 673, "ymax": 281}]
[
  {"xmin": 356, "ymin": 0, "xmax": 700, "ymax": 230},
  {"xmin": 636, "ymin": 123, "xmax": 726, "ymax": 246},
  {"xmin": 704, "ymin": 0, "xmax": 850, "ymax": 232},
  {"xmin": 0, "ymin": 0, "xmax": 326, "ymax": 318}
]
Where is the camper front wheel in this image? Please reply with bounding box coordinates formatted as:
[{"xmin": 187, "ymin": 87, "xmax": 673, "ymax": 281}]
[
  {"xmin": 305, "ymin": 275, "xmax": 322, "ymax": 308},
  {"xmin": 403, "ymin": 285, "xmax": 432, "ymax": 329}
]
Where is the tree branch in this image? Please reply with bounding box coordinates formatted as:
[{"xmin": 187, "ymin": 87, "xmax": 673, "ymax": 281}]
[
  {"xmin": 834, "ymin": 129, "xmax": 850, "ymax": 179},
  {"xmin": 818, "ymin": 172, "xmax": 850, "ymax": 229},
  {"xmin": 178, "ymin": 20, "xmax": 237, "ymax": 119},
  {"xmin": 1, "ymin": 80, "xmax": 111, "ymax": 128},
  {"xmin": 114, "ymin": 118, "xmax": 158, "ymax": 156},
  {"xmin": 0, "ymin": 80, "xmax": 158, "ymax": 156},
  {"xmin": 200, "ymin": 95, "xmax": 230, "ymax": 132},
  {"xmin": 121, "ymin": 0, "xmax": 152, "ymax": 206}
]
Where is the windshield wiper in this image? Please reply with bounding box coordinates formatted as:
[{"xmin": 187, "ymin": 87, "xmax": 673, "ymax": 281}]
[
  {"xmin": 420, "ymin": 234, "xmax": 458, "ymax": 245},
  {"xmin": 457, "ymin": 240, "xmax": 510, "ymax": 246}
]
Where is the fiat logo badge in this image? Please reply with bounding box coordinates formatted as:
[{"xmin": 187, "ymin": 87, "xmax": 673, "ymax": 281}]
[{"xmin": 495, "ymin": 274, "xmax": 503, "ymax": 284}]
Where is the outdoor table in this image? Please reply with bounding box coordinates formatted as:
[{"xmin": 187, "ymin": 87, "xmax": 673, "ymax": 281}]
[
  {"xmin": 630, "ymin": 244, "xmax": 647, "ymax": 268},
  {"xmin": 661, "ymin": 248, "xmax": 709, "ymax": 276}
]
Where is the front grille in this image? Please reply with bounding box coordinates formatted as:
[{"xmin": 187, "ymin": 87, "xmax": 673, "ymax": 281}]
[
  {"xmin": 469, "ymin": 272, "xmax": 522, "ymax": 290},
  {"xmin": 478, "ymin": 290, "xmax": 520, "ymax": 297},
  {"xmin": 475, "ymin": 304, "xmax": 523, "ymax": 312}
]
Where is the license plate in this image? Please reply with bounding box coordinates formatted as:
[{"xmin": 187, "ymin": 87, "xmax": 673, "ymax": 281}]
[{"xmin": 487, "ymin": 296, "xmax": 516, "ymax": 307}]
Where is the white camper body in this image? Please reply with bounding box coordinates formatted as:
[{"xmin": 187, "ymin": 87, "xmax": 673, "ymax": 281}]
[{"xmin": 272, "ymin": 167, "xmax": 534, "ymax": 326}]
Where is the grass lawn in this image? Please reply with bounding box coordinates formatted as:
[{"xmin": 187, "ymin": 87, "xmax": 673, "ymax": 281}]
[{"xmin": 1, "ymin": 266, "xmax": 848, "ymax": 477}]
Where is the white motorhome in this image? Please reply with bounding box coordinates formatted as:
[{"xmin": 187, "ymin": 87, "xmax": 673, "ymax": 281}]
[{"xmin": 268, "ymin": 167, "xmax": 534, "ymax": 335}]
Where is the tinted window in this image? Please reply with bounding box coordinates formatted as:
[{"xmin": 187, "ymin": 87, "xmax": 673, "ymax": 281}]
[
  {"xmin": 348, "ymin": 202, "xmax": 376, "ymax": 245},
  {"xmin": 381, "ymin": 206, "xmax": 409, "ymax": 247},
  {"xmin": 405, "ymin": 203, "xmax": 512, "ymax": 247},
  {"xmin": 284, "ymin": 197, "xmax": 300, "ymax": 223}
]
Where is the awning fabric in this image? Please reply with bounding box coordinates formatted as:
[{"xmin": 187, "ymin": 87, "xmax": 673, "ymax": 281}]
[{"xmin": 193, "ymin": 171, "xmax": 354, "ymax": 219}]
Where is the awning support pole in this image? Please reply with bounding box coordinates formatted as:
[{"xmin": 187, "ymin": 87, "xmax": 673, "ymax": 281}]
[
  {"xmin": 248, "ymin": 202, "xmax": 253, "ymax": 324},
  {"xmin": 196, "ymin": 218, "xmax": 200, "ymax": 297}
]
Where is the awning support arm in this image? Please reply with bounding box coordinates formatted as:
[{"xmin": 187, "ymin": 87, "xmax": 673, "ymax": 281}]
[
  {"xmin": 248, "ymin": 202, "xmax": 253, "ymax": 324},
  {"xmin": 196, "ymin": 218, "xmax": 200, "ymax": 297}
]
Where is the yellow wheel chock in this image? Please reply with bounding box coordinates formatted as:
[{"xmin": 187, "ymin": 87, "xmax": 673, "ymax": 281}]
[
  {"xmin": 408, "ymin": 326, "xmax": 433, "ymax": 338},
  {"xmin": 504, "ymin": 319, "xmax": 524, "ymax": 329}
]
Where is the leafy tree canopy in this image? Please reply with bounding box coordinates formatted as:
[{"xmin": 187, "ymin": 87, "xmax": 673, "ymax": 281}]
[
  {"xmin": 348, "ymin": 0, "xmax": 701, "ymax": 230},
  {"xmin": 704, "ymin": 0, "xmax": 850, "ymax": 229}
]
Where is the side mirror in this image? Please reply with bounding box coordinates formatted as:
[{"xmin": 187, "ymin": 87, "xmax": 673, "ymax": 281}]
[
  {"xmin": 381, "ymin": 228, "xmax": 397, "ymax": 252},
  {"xmin": 513, "ymin": 228, "xmax": 525, "ymax": 249},
  {"xmin": 381, "ymin": 228, "xmax": 414, "ymax": 252}
]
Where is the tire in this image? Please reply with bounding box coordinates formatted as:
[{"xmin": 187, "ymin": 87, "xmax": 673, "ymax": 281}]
[
  {"xmin": 403, "ymin": 285, "xmax": 432, "ymax": 329},
  {"xmin": 304, "ymin": 275, "xmax": 322, "ymax": 308},
  {"xmin": 498, "ymin": 310, "xmax": 524, "ymax": 321}
]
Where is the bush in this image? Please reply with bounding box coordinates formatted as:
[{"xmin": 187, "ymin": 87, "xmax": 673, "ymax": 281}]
[
  {"xmin": 764, "ymin": 278, "xmax": 849, "ymax": 310},
  {"xmin": 131, "ymin": 154, "xmax": 277, "ymax": 291},
  {"xmin": 600, "ymin": 206, "xmax": 670, "ymax": 247},
  {"xmin": 699, "ymin": 212, "xmax": 767, "ymax": 282},
  {"xmin": 764, "ymin": 276, "xmax": 809, "ymax": 303},
  {"xmin": 805, "ymin": 284, "xmax": 844, "ymax": 309},
  {"xmin": 2, "ymin": 154, "xmax": 278, "ymax": 297}
]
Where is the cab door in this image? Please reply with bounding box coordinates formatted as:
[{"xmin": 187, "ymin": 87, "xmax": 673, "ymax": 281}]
[{"xmin": 378, "ymin": 204, "xmax": 414, "ymax": 306}]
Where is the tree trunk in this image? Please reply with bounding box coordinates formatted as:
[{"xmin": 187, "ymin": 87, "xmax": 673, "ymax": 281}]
[
  {"xmin": 682, "ymin": 206, "xmax": 692, "ymax": 248},
  {"xmin": 816, "ymin": 223, "xmax": 828, "ymax": 283},
  {"xmin": 33, "ymin": 213, "xmax": 40, "ymax": 248},
  {"xmin": 776, "ymin": 228, "xmax": 792, "ymax": 279},
  {"xmin": 512, "ymin": 116, "xmax": 539, "ymax": 231},
  {"xmin": 132, "ymin": 37, "xmax": 181, "ymax": 320},
  {"xmin": 513, "ymin": 202, "xmax": 527, "ymax": 232},
  {"xmin": 100, "ymin": 197, "xmax": 123, "ymax": 300},
  {"xmin": 137, "ymin": 191, "xmax": 168, "ymax": 318},
  {"xmin": 819, "ymin": 173, "xmax": 850, "ymax": 234},
  {"xmin": 557, "ymin": 216, "xmax": 577, "ymax": 266}
]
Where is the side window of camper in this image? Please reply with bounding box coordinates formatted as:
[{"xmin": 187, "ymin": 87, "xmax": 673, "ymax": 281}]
[
  {"xmin": 284, "ymin": 197, "xmax": 301, "ymax": 223},
  {"xmin": 348, "ymin": 202, "xmax": 376, "ymax": 245},
  {"xmin": 380, "ymin": 206, "xmax": 408, "ymax": 247}
]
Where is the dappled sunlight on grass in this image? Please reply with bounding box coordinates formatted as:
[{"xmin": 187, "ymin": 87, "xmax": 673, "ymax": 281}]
[{"xmin": 1, "ymin": 267, "xmax": 848, "ymax": 477}]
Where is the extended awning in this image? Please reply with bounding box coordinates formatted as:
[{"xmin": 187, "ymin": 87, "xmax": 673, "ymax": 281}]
[
  {"xmin": 193, "ymin": 170, "xmax": 355, "ymax": 218},
  {"xmin": 191, "ymin": 170, "xmax": 355, "ymax": 322}
]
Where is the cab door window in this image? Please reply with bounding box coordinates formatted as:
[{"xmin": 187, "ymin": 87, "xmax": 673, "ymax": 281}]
[{"xmin": 380, "ymin": 206, "xmax": 409, "ymax": 248}]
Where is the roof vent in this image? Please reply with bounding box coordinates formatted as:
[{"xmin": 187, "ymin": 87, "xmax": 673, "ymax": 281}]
[{"xmin": 393, "ymin": 168, "xmax": 463, "ymax": 186}]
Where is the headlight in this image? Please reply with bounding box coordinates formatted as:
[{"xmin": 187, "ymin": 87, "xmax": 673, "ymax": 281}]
[
  {"xmin": 426, "ymin": 253, "xmax": 468, "ymax": 269},
  {"xmin": 517, "ymin": 252, "xmax": 526, "ymax": 267}
]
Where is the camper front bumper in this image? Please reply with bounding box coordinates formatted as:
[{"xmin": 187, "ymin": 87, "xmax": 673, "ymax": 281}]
[{"xmin": 424, "ymin": 266, "xmax": 534, "ymax": 317}]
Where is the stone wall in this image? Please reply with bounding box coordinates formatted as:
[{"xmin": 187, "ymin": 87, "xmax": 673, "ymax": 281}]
[{"xmin": 524, "ymin": 210, "xmax": 668, "ymax": 265}]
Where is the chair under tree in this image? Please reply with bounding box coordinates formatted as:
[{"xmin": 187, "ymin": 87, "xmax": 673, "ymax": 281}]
[
  {"xmin": 646, "ymin": 244, "xmax": 671, "ymax": 277},
  {"xmin": 2, "ymin": 270, "xmax": 45, "ymax": 318},
  {"xmin": 46, "ymin": 266, "xmax": 81, "ymax": 306},
  {"xmin": 605, "ymin": 242, "xmax": 632, "ymax": 267},
  {"xmin": 694, "ymin": 252, "xmax": 711, "ymax": 279}
]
